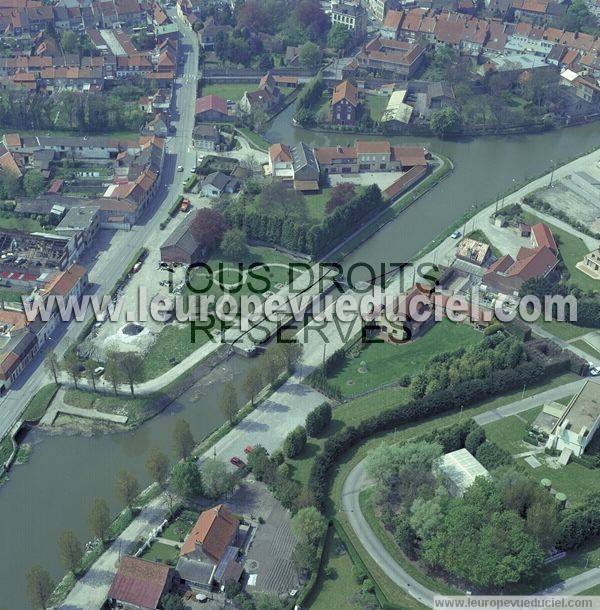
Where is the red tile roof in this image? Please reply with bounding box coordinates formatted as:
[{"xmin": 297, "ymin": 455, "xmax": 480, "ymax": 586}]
[
  {"xmin": 532, "ymin": 222, "xmax": 557, "ymax": 252},
  {"xmin": 181, "ymin": 504, "xmax": 238, "ymax": 562},
  {"xmin": 332, "ymin": 80, "xmax": 358, "ymax": 107},
  {"xmin": 195, "ymin": 94, "xmax": 228, "ymax": 116},
  {"xmin": 108, "ymin": 557, "xmax": 170, "ymax": 609}
]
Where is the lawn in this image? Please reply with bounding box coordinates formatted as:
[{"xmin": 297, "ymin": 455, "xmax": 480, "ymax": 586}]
[
  {"xmin": 201, "ymin": 82, "xmax": 253, "ymax": 102},
  {"xmin": 141, "ymin": 541, "xmax": 179, "ymax": 566},
  {"xmin": 162, "ymin": 509, "xmax": 199, "ymax": 543},
  {"xmin": 484, "ymin": 405, "xmax": 543, "ymax": 455},
  {"xmin": 23, "ymin": 384, "xmax": 58, "ymax": 422},
  {"xmin": 308, "ymin": 528, "xmax": 361, "ymax": 610},
  {"xmin": 365, "ymin": 93, "xmax": 388, "ymax": 122},
  {"xmin": 63, "ymin": 388, "xmax": 158, "ymax": 425},
  {"xmin": 235, "ymin": 127, "xmax": 270, "ymax": 152},
  {"xmin": 0, "ymin": 435, "xmax": 13, "ymax": 464},
  {"xmin": 522, "ymin": 212, "xmax": 598, "ymax": 293},
  {"xmin": 535, "ymin": 318, "xmax": 596, "ymax": 341},
  {"xmin": 329, "ymin": 320, "xmax": 481, "ymax": 397},
  {"xmin": 304, "ymin": 188, "xmax": 332, "ymax": 223},
  {"xmin": 0, "ymin": 213, "xmax": 47, "ymax": 233},
  {"xmin": 571, "ymin": 338, "xmax": 600, "ymax": 360},
  {"xmin": 465, "ymin": 229, "xmax": 502, "ymax": 259},
  {"xmin": 0, "ymin": 286, "xmax": 27, "ymax": 303}
]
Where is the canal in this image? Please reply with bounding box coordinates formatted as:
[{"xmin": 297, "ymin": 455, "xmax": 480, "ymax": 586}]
[{"xmin": 3, "ymin": 111, "xmax": 600, "ymax": 609}]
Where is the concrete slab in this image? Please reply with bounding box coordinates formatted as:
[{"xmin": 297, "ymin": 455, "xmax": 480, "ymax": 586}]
[{"xmin": 524, "ymin": 455, "xmax": 542, "ymax": 468}]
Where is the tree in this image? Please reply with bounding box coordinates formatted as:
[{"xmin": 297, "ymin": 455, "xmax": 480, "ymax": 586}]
[
  {"xmin": 104, "ymin": 351, "xmax": 122, "ymax": 395},
  {"xmin": 220, "ymin": 228, "xmax": 248, "ymax": 261},
  {"xmin": 255, "ymin": 594, "xmax": 286, "ymax": 610},
  {"xmin": 263, "ymin": 351, "xmax": 283, "ymax": 387},
  {"xmin": 242, "ymin": 367, "xmax": 263, "ymax": 406},
  {"xmin": 0, "ymin": 172, "xmax": 20, "ymax": 199},
  {"xmin": 409, "ymin": 494, "xmax": 446, "ymax": 540},
  {"xmin": 257, "ymin": 180, "xmax": 307, "ymax": 220},
  {"xmin": 60, "ymin": 30, "xmax": 79, "ymax": 53},
  {"xmin": 161, "ymin": 593, "xmax": 185, "ymax": 610},
  {"xmin": 202, "ymin": 458, "xmax": 236, "ymax": 498},
  {"xmin": 170, "ymin": 461, "xmax": 203, "ymax": 501},
  {"xmin": 146, "ymin": 447, "xmax": 170, "ymax": 489},
  {"xmin": 118, "ymin": 352, "xmax": 144, "ymax": 396},
  {"xmin": 298, "ymin": 41, "xmax": 322, "ymax": 70},
  {"xmin": 562, "ymin": 0, "xmax": 597, "ymax": 32},
  {"xmin": 475, "ymin": 440, "xmax": 512, "ymax": 470},
  {"xmin": 83, "ymin": 359, "xmax": 97, "ymax": 391},
  {"xmin": 305, "ymin": 402, "xmax": 332, "ymax": 437},
  {"xmin": 57, "ymin": 530, "xmax": 82, "ymax": 573},
  {"xmin": 292, "ymin": 506, "xmax": 327, "ymax": 547},
  {"xmin": 464, "ymin": 427, "xmax": 486, "ymax": 454},
  {"xmin": 325, "ymin": 183, "xmax": 355, "ymax": 215},
  {"xmin": 62, "ymin": 350, "xmax": 82, "ymax": 389},
  {"xmin": 220, "ymin": 381, "xmax": 239, "ymax": 425},
  {"xmin": 283, "ymin": 426, "xmax": 307, "ymax": 458},
  {"xmin": 190, "ymin": 208, "xmax": 228, "ymax": 253},
  {"xmin": 246, "ymin": 445, "xmax": 275, "ymax": 482},
  {"xmin": 430, "ymin": 107, "xmax": 462, "ymax": 137},
  {"xmin": 115, "ymin": 469, "xmax": 139, "ymax": 509},
  {"xmin": 327, "ymin": 23, "xmax": 352, "ymax": 52},
  {"xmin": 296, "ymin": 1, "xmax": 330, "ymax": 42},
  {"xmin": 173, "ymin": 419, "xmax": 195, "ymax": 460},
  {"xmin": 294, "ymin": 106, "xmax": 317, "ymax": 127},
  {"xmin": 272, "ymin": 341, "xmax": 303, "ymax": 374},
  {"xmin": 23, "ymin": 170, "xmax": 45, "ymax": 197},
  {"xmin": 25, "ymin": 566, "xmax": 52, "ymax": 610},
  {"xmin": 44, "ymin": 352, "xmax": 60, "ymax": 385},
  {"xmin": 88, "ymin": 498, "xmax": 110, "ymax": 541}
]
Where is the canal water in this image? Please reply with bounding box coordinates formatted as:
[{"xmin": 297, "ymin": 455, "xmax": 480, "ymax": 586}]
[{"xmin": 3, "ymin": 110, "xmax": 600, "ymax": 609}]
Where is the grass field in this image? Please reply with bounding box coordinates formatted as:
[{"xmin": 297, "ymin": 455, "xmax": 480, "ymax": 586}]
[
  {"xmin": 329, "ymin": 320, "xmax": 481, "ymax": 397},
  {"xmin": 571, "ymin": 338, "xmax": 600, "ymax": 360},
  {"xmin": 535, "ymin": 318, "xmax": 596, "ymax": 341},
  {"xmin": 522, "ymin": 212, "xmax": 598, "ymax": 293},
  {"xmin": 202, "ymin": 82, "xmax": 254, "ymax": 101},
  {"xmin": 142, "ymin": 541, "xmax": 179, "ymax": 565},
  {"xmin": 236, "ymin": 127, "xmax": 270, "ymax": 152},
  {"xmin": 23, "ymin": 384, "xmax": 58, "ymax": 422},
  {"xmin": 305, "ymin": 188, "xmax": 332, "ymax": 223},
  {"xmin": 365, "ymin": 94, "xmax": 388, "ymax": 122},
  {"xmin": 484, "ymin": 404, "xmax": 544, "ymax": 454},
  {"xmin": 161, "ymin": 510, "xmax": 199, "ymax": 543},
  {"xmin": 0, "ymin": 286, "xmax": 27, "ymax": 303},
  {"xmin": 0, "ymin": 214, "xmax": 47, "ymax": 233},
  {"xmin": 308, "ymin": 528, "xmax": 359, "ymax": 610}
]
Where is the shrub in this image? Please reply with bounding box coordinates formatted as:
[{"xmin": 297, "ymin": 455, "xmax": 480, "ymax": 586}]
[
  {"xmin": 283, "ymin": 426, "xmax": 307, "ymax": 458},
  {"xmin": 306, "ymin": 402, "xmax": 332, "ymax": 437},
  {"xmin": 475, "ymin": 440, "xmax": 512, "ymax": 470},
  {"xmin": 464, "ymin": 427, "xmax": 486, "ymax": 454}
]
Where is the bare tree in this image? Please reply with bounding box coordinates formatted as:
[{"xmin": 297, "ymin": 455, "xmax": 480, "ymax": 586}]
[
  {"xmin": 62, "ymin": 350, "xmax": 82, "ymax": 389},
  {"xmin": 242, "ymin": 367, "xmax": 263, "ymax": 406},
  {"xmin": 44, "ymin": 352, "xmax": 60, "ymax": 385},
  {"xmin": 220, "ymin": 381, "xmax": 238, "ymax": 425},
  {"xmin": 104, "ymin": 351, "xmax": 122, "ymax": 395},
  {"xmin": 84, "ymin": 360, "xmax": 97, "ymax": 391},
  {"xmin": 118, "ymin": 352, "xmax": 144, "ymax": 396}
]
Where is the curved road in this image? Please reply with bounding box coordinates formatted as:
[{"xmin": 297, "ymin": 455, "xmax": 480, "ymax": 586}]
[{"xmin": 341, "ymin": 378, "xmax": 600, "ymax": 608}]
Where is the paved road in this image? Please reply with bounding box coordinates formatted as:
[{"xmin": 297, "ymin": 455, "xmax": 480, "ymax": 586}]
[
  {"xmin": 342, "ymin": 378, "xmax": 600, "ymax": 608},
  {"xmin": 0, "ymin": 10, "xmax": 199, "ymax": 441}
]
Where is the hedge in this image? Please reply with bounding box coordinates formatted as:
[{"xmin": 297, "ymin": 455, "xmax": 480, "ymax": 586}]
[{"xmin": 296, "ymin": 522, "xmax": 332, "ymax": 607}]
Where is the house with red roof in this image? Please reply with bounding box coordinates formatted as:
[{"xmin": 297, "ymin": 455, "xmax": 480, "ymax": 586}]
[
  {"xmin": 195, "ymin": 95, "xmax": 230, "ymax": 122},
  {"xmin": 181, "ymin": 504, "xmax": 239, "ymax": 563},
  {"xmin": 107, "ymin": 556, "xmax": 173, "ymax": 610},
  {"xmin": 331, "ymin": 80, "xmax": 359, "ymax": 125}
]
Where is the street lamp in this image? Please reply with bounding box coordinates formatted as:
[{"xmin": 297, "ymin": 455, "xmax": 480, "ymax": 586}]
[{"xmin": 549, "ymin": 159, "xmax": 555, "ymax": 187}]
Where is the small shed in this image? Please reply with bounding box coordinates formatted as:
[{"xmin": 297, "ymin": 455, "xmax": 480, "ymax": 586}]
[{"xmin": 436, "ymin": 448, "xmax": 490, "ymax": 497}]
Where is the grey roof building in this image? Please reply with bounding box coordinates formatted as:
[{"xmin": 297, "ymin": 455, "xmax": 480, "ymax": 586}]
[{"xmin": 160, "ymin": 212, "xmax": 204, "ymax": 264}]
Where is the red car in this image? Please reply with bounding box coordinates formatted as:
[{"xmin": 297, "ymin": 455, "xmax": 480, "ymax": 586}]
[
  {"xmin": 244, "ymin": 445, "xmax": 254, "ymax": 455},
  {"xmin": 230, "ymin": 456, "xmax": 246, "ymax": 468}
]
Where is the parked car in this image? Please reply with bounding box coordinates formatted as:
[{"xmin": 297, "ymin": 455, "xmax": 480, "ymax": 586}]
[
  {"xmin": 244, "ymin": 445, "xmax": 254, "ymax": 454},
  {"xmin": 94, "ymin": 366, "xmax": 105, "ymax": 376},
  {"xmin": 450, "ymin": 230, "xmax": 461, "ymax": 239},
  {"xmin": 589, "ymin": 364, "xmax": 600, "ymax": 376},
  {"xmin": 230, "ymin": 456, "xmax": 246, "ymax": 468},
  {"xmin": 177, "ymin": 165, "xmax": 184, "ymax": 172}
]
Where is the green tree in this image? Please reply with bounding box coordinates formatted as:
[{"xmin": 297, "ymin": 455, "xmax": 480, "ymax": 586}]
[
  {"xmin": 171, "ymin": 461, "xmax": 203, "ymax": 502},
  {"xmin": 246, "ymin": 445, "xmax": 275, "ymax": 482},
  {"xmin": 201, "ymin": 458, "xmax": 236, "ymax": 498},
  {"xmin": 172, "ymin": 419, "xmax": 195, "ymax": 460},
  {"xmin": 292, "ymin": 506, "xmax": 327, "ymax": 547},
  {"xmin": 115, "ymin": 469, "xmax": 139, "ymax": 509},
  {"xmin": 409, "ymin": 493, "xmax": 446, "ymax": 540},
  {"xmin": 146, "ymin": 447, "xmax": 170, "ymax": 489},
  {"xmin": 25, "ymin": 565, "xmax": 53, "ymax": 610},
  {"xmin": 262, "ymin": 351, "xmax": 282, "ymax": 387},
  {"xmin": 220, "ymin": 381, "xmax": 239, "ymax": 425},
  {"xmin": 327, "ymin": 23, "xmax": 352, "ymax": 51},
  {"xmin": 242, "ymin": 366, "xmax": 263, "ymax": 406},
  {"xmin": 0, "ymin": 172, "xmax": 20, "ymax": 199},
  {"xmin": 60, "ymin": 30, "xmax": 79, "ymax": 53},
  {"xmin": 272, "ymin": 341, "xmax": 302, "ymax": 374},
  {"xmin": 283, "ymin": 425, "xmax": 307, "ymax": 458},
  {"xmin": 88, "ymin": 498, "xmax": 110, "ymax": 541},
  {"xmin": 220, "ymin": 228, "xmax": 248, "ymax": 261},
  {"xmin": 23, "ymin": 170, "xmax": 46, "ymax": 197},
  {"xmin": 305, "ymin": 402, "xmax": 332, "ymax": 437},
  {"xmin": 255, "ymin": 593, "xmax": 286, "ymax": 610},
  {"xmin": 57, "ymin": 529, "xmax": 82, "ymax": 573},
  {"xmin": 430, "ymin": 107, "xmax": 462, "ymax": 137},
  {"xmin": 298, "ymin": 41, "xmax": 322, "ymax": 70}
]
